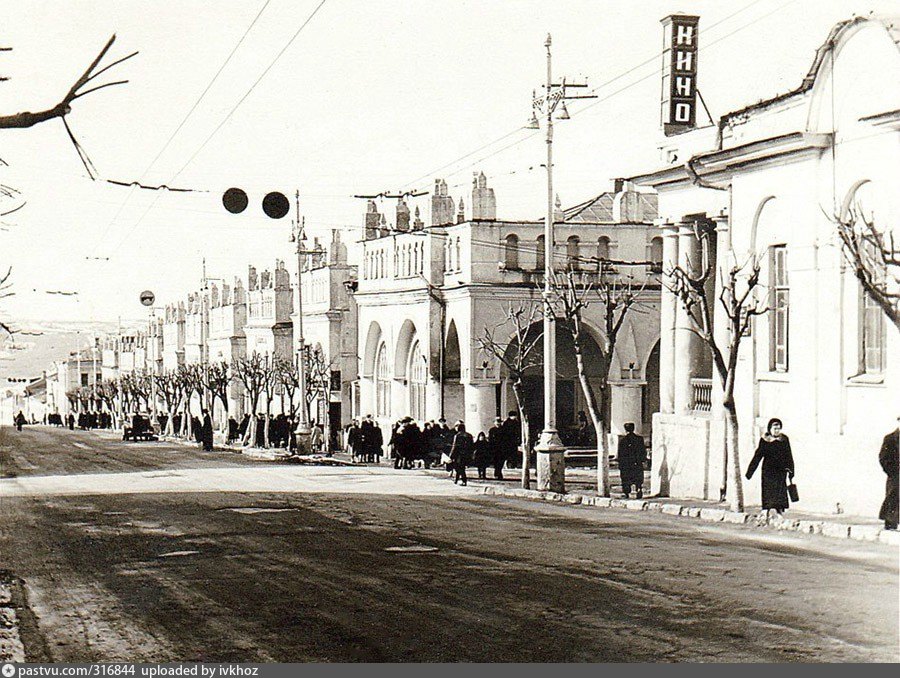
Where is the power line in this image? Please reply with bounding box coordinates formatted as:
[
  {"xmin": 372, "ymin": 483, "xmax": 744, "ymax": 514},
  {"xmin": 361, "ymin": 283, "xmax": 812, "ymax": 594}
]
[
  {"xmin": 395, "ymin": 0, "xmax": 772, "ymax": 194},
  {"xmin": 90, "ymin": 0, "xmax": 274, "ymax": 254},
  {"xmin": 105, "ymin": 0, "xmax": 329, "ymax": 258}
]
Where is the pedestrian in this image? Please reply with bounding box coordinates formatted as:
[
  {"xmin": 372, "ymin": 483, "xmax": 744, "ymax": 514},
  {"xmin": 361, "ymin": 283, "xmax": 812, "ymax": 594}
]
[
  {"xmin": 66, "ymin": 412, "xmax": 75, "ymax": 430},
  {"xmin": 488, "ymin": 417, "xmax": 505, "ymax": 480},
  {"xmin": 310, "ymin": 422, "xmax": 324, "ymax": 453},
  {"xmin": 878, "ymin": 420, "xmax": 899, "ymax": 531},
  {"xmin": 746, "ymin": 418, "xmax": 795, "ymax": 515},
  {"xmin": 390, "ymin": 420, "xmax": 403, "ymax": 468},
  {"xmin": 346, "ymin": 419, "xmax": 361, "ymax": 461},
  {"xmin": 617, "ymin": 422, "xmax": 647, "ymax": 499},
  {"xmin": 449, "ymin": 421, "xmax": 474, "ymax": 486},
  {"xmin": 473, "ymin": 431, "xmax": 491, "ymax": 480},
  {"xmin": 14, "ymin": 410, "xmax": 25, "ymax": 432},
  {"xmin": 201, "ymin": 409, "xmax": 214, "ymax": 451},
  {"xmin": 500, "ymin": 411, "xmax": 522, "ymax": 469}
]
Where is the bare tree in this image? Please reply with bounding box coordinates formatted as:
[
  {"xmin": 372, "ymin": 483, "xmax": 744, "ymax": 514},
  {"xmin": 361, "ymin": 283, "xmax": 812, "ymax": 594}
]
[
  {"xmin": 232, "ymin": 354, "xmax": 268, "ymax": 446},
  {"xmin": 834, "ymin": 206, "xmax": 900, "ymax": 331},
  {"xmin": 156, "ymin": 370, "xmax": 184, "ymax": 435},
  {"xmin": 275, "ymin": 357, "xmax": 301, "ymax": 419},
  {"xmin": 549, "ymin": 267, "xmax": 644, "ymax": 497},
  {"xmin": 0, "ymin": 266, "xmax": 12, "ymax": 337},
  {"xmin": 477, "ymin": 302, "xmax": 543, "ymax": 489},
  {"xmin": 0, "ymin": 36, "xmax": 136, "ymax": 129},
  {"xmin": 666, "ymin": 225, "xmax": 769, "ymax": 511},
  {"xmin": 200, "ymin": 361, "xmax": 231, "ymax": 429}
]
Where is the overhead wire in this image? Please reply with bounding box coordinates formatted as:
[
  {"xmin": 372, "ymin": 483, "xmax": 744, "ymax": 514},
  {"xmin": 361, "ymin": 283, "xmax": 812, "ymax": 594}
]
[{"xmin": 89, "ymin": 0, "xmax": 275, "ymax": 254}]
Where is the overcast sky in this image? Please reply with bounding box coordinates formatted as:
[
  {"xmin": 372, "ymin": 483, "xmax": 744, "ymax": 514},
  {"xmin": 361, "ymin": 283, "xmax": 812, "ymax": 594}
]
[{"xmin": 1, "ymin": 0, "xmax": 896, "ymax": 325}]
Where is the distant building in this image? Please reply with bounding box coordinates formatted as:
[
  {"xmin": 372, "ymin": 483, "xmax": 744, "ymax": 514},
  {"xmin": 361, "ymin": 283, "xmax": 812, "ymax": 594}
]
[{"xmin": 355, "ymin": 173, "xmax": 662, "ymax": 442}]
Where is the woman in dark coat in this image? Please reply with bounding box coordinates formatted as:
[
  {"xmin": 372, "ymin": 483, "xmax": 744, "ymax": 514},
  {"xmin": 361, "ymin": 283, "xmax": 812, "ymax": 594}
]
[
  {"xmin": 746, "ymin": 418, "xmax": 795, "ymax": 513},
  {"xmin": 473, "ymin": 431, "xmax": 491, "ymax": 479}
]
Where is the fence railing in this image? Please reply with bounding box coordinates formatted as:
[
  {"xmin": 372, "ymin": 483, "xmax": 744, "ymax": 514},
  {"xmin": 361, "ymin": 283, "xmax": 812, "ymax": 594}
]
[{"xmin": 690, "ymin": 377, "xmax": 713, "ymax": 413}]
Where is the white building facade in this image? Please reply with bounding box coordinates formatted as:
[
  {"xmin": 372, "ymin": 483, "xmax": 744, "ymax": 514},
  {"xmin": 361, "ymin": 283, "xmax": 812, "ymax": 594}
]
[{"xmin": 633, "ymin": 16, "xmax": 900, "ymax": 516}]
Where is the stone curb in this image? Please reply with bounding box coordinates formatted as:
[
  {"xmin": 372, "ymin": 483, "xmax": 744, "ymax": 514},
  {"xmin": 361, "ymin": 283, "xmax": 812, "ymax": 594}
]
[{"xmin": 474, "ymin": 485, "xmax": 900, "ymax": 545}]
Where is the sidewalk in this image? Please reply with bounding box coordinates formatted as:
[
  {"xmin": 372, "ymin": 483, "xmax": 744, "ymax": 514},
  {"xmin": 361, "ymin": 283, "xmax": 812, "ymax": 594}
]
[{"xmin": 452, "ymin": 468, "xmax": 898, "ymax": 546}]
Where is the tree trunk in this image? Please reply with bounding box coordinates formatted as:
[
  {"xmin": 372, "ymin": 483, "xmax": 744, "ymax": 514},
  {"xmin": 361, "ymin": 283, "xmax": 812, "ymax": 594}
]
[
  {"xmin": 572, "ymin": 340, "xmax": 610, "ymax": 496},
  {"xmin": 511, "ymin": 380, "xmax": 531, "ymax": 490},
  {"xmin": 723, "ymin": 400, "xmax": 744, "ymax": 511}
]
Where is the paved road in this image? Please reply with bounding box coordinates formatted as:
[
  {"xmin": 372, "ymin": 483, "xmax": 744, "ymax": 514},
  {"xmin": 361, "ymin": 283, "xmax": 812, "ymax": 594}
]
[{"xmin": 1, "ymin": 425, "xmax": 897, "ymax": 662}]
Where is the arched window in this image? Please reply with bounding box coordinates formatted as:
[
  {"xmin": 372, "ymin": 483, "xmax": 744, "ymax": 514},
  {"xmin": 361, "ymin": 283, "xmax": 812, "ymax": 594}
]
[
  {"xmin": 597, "ymin": 236, "xmax": 612, "ymax": 273},
  {"xmin": 504, "ymin": 234, "xmax": 519, "ymax": 269},
  {"xmin": 408, "ymin": 340, "xmax": 427, "ymax": 421},
  {"xmin": 455, "ymin": 238, "xmax": 462, "ymax": 271},
  {"xmin": 536, "ymin": 235, "xmax": 545, "ymax": 270},
  {"xmin": 649, "ymin": 236, "xmax": 663, "ymax": 273},
  {"xmin": 375, "ymin": 342, "xmax": 390, "ymax": 417},
  {"xmin": 567, "ymin": 235, "xmax": 580, "ymax": 270}
]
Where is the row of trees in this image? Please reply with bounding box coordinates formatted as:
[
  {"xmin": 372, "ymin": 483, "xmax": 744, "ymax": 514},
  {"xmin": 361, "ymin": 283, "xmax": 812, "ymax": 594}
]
[{"xmin": 65, "ymin": 346, "xmax": 333, "ymax": 448}]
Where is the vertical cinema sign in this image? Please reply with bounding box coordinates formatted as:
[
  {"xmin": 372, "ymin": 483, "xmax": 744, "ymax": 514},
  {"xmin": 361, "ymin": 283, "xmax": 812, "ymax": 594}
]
[{"xmin": 660, "ymin": 14, "xmax": 699, "ymax": 136}]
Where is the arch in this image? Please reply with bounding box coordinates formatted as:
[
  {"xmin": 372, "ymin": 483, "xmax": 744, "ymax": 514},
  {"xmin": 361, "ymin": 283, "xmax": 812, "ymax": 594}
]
[
  {"xmin": 749, "ymin": 195, "xmax": 777, "ymax": 253},
  {"xmin": 535, "ymin": 234, "xmax": 545, "ymax": 270},
  {"xmin": 840, "ymin": 179, "xmax": 871, "ymax": 220},
  {"xmin": 375, "ymin": 342, "xmax": 391, "ymax": 418},
  {"xmin": 394, "ymin": 319, "xmax": 418, "ymax": 379},
  {"xmin": 444, "ymin": 319, "xmax": 462, "ymax": 381},
  {"xmin": 567, "ymin": 235, "xmax": 581, "ymax": 270},
  {"xmin": 362, "ymin": 321, "xmax": 383, "ymax": 378},
  {"xmin": 504, "ymin": 234, "xmax": 519, "ymax": 269},
  {"xmin": 648, "ymin": 236, "xmax": 663, "ymax": 273},
  {"xmin": 597, "ymin": 235, "xmax": 611, "ymax": 261},
  {"xmin": 408, "ymin": 339, "xmax": 427, "ymax": 420}
]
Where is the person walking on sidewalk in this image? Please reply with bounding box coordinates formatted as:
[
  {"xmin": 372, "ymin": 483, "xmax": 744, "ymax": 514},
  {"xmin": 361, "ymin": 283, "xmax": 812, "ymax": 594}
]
[
  {"xmin": 200, "ymin": 410, "xmax": 214, "ymax": 451},
  {"xmin": 618, "ymin": 422, "xmax": 647, "ymax": 499},
  {"xmin": 746, "ymin": 417, "xmax": 795, "ymax": 515},
  {"xmin": 488, "ymin": 417, "xmax": 505, "ymax": 480},
  {"xmin": 449, "ymin": 421, "xmax": 474, "ymax": 486},
  {"xmin": 473, "ymin": 431, "xmax": 491, "ymax": 480},
  {"xmin": 878, "ymin": 420, "xmax": 899, "ymax": 531}
]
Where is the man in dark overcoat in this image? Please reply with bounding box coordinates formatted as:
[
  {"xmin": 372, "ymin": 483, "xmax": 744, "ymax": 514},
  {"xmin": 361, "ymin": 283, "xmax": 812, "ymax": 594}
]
[
  {"xmin": 500, "ymin": 411, "xmax": 521, "ymax": 469},
  {"xmin": 879, "ymin": 423, "xmax": 899, "ymax": 531},
  {"xmin": 201, "ymin": 409, "xmax": 214, "ymax": 451},
  {"xmin": 488, "ymin": 417, "xmax": 505, "ymax": 480},
  {"xmin": 618, "ymin": 422, "xmax": 647, "ymax": 499}
]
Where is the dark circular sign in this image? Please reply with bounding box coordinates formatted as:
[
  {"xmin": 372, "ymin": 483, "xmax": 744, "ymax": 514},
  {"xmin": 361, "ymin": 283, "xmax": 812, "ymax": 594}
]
[
  {"xmin": 222, "ymin": 187, "xmax": 249, "ymax": 214},
  {"xmin": 262, "ymin": 191, "xmax": 290, "ymax": 219},
  {"xmin": 139, "ymin": 290, "xmax": 155, "ymax": 307}
]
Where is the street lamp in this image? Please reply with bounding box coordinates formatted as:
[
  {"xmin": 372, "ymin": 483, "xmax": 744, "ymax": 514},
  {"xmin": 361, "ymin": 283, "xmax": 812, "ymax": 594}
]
[{"xmin": 530, "ymin": 34, "xmax": 595, "ymax": 493}]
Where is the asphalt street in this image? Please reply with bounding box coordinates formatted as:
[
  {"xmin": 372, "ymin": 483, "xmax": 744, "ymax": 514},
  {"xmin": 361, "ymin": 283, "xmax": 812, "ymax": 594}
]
[{"xmin": 1, "ymin": 425, "xmax": 898, "ymax": 662}]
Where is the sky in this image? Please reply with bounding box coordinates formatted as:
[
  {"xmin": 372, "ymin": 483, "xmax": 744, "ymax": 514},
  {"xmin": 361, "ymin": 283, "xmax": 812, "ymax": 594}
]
[{"xmin": 1, "ymin": 0, "xmax": 897, "ymax": 328}]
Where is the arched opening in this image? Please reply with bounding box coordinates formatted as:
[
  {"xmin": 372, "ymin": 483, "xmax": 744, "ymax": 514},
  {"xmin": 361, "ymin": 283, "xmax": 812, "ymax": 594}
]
[
  {"xmin": 408, "ymin": 339, "xmax": 427, "ymax": 421},
  {"xmin": 444, "ymin": 320, "xmax": 463, "ymax": 424},
  {"xmin": 504, "ymin": 234, "xmax": 519, "ymax": 269},
  {"xmin": 648, "ymin": 236, "xmax": 663, "ymax": 274},
  {"xmin": 642, "ymin": 340, "xmax": 661, "ymax": 441},
  {"xmin": 501, "ymin": 321, "xmax": 606, "ymax": 447},
  {"xmin": 535, "ymin": 234, "xmax": 545, "ymax": 270},
  {"xmin": 375, "ymin": 342, "xmax": 390, "ymax": 418},
  {"xmin": 567, "ymin": 235, "xmax": 581, "ymax": 270}
]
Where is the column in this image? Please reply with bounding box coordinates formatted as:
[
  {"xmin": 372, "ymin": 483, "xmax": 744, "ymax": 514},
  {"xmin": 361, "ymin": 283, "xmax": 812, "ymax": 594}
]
[
  {"xmin": 710, "ymin": 214, "xmax": 730, "ymax": 415},
  {"xmin": 659, "ymin": 223, "xmax": 680, "ymax": 414},
  {"xmin": 464, "ymin": 382, "xmax": 497, "ymax": 437},
  {"xmin": 673, "ymin": 223, "xmax": 704, "ymax": 414},
  {"xmin": 611, "ymin": 382, "xmax": 645, "ymax": 435}
]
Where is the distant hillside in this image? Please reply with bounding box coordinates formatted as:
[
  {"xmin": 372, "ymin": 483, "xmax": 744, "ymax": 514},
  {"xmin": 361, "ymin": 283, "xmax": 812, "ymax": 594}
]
[{"xmin": 0, "ymin": 320, "xmax": 132, "ymax": 383}]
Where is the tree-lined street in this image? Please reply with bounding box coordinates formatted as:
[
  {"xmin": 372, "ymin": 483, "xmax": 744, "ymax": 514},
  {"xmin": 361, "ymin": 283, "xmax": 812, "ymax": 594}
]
[{"xmin": 1, "ymin": 425, "xmax": 897, "ymax": 662}]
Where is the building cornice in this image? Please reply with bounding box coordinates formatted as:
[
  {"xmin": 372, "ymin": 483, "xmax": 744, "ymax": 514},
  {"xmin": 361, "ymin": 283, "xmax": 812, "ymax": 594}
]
[{"xmin": 631, "ymin": 132, "xmax": 832, "ymax": 190}]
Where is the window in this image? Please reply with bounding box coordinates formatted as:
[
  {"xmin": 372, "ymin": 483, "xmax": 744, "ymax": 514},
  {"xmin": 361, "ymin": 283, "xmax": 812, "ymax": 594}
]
[
  {"xmin": 860, "ymin": 289, "xmax": 886, "ymax": 374},
  {"xmin": 504, "ymin": 234, "xmax": 519, "ymax": 269},
  {"xmin": 81, "ymin": 373, "xmax": 89, "ymax": 387},
  {"xmin": 408, "ymin": 340, "xmax": 427, "ymax": 421},
  {"xmin": 648, "ymin": 236, "xmax": 663, "ymax": 274},
  {"xmin": 536, "ymin": 235, "xmax": 545, "ymax": 270},
  {"xmin": 567, "ymin": 235, "xmax": 580, "ymax": 270},
  {"xmin": 769, "ymin": 245, "xmax": 789, "ymax": 372},
  {"xmin": 597, "ymin": 236, "xmax": 612, "ymax": 273},
  {"xmin": 375, "ymin": 343, "xmax": 391, "ymax": 418}
]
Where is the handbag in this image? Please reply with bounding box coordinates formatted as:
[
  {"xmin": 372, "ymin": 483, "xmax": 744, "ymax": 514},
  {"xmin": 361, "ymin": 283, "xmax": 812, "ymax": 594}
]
[{"xmin": 787, "ymin": 481, "xmax": 799, "ymax": 503}]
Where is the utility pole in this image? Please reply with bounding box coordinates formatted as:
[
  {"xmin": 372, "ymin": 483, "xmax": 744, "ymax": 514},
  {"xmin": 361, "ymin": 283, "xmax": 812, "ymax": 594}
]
[
  {"xmin": 528, "ymin": 34, "xmax": 595, "ymax": 493},
  {"xmin": 293, "ymin": 190, "xmax": 312, "ymax": 450}
]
